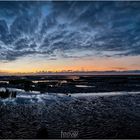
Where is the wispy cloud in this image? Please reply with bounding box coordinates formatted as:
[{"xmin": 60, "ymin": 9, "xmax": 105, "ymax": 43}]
[{"xmin": 0, "ymin": 1, "xmax": 140, "ymax": 62}]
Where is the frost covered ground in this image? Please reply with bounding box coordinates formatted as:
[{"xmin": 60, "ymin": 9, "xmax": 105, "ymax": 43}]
[{"xmin": 0, "ymin": 88, "xmax": 140, "ymax": 138}]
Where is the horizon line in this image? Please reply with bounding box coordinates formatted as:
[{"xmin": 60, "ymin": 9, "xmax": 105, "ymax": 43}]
[{"xmin": 0, "ymin": 70, "xmax": 140, "ymax": 76}]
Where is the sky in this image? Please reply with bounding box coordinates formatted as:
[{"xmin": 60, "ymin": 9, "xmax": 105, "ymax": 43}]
[{"xmin": 0, "ymin": 1, "xmax": 140, "ymax": 73}]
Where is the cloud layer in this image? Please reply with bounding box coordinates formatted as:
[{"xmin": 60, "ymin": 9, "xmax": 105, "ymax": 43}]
[{"xmin": 0, "ymin": 1, "xmax": 140, "ymax": 61}]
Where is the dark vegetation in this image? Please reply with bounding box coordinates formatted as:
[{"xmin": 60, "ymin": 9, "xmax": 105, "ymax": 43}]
[
  {"xmin": 0, "ymin": 89, "xmax": 16, "ymax": 99},
  {"xmin": 0, "ymin": 75, "xmax": 140, "ymax": 93},
  {"xmin": 9, "ymin": 79, "xmax": 33, "ymax": 92}
]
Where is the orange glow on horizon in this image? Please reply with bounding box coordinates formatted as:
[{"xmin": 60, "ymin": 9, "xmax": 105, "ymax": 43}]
[
  {"xmin": 0, "ymin": 65, "xmax": 140, "ymax": 74},
  {"xmin": 0, "ymin": 55, "xmax": 140, "ymax": 74}
]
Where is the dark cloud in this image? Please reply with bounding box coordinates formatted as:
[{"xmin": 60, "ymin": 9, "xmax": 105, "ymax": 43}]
[{"xmin": 0, "ymin": 1, "xmax": 140, "ymax": 61}]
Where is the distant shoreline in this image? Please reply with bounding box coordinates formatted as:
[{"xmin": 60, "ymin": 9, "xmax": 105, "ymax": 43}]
[{"xmin": 0, "ymin": 71, "xmax": 140, "ymax": 76}]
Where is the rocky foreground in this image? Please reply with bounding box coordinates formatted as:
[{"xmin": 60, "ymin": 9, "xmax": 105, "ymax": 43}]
[{"xmin": 0, "ymin": 91, "xmax": 140, "ymax": 139}]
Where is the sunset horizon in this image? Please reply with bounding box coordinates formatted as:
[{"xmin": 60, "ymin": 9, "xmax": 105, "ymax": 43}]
[
  {"xmin": 1, "ymin": 68, "xmax": 140, "ymax": 76},
  {"xmin": 0, "ymin": 1, "xmax": 140, "ymax": 74},
  {"xmin": 1, "ymin": 55, "xmax": 140, "ymax": 74}
]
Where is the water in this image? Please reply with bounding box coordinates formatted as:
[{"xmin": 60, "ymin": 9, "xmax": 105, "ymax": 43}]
[
  {"xmin": 0, "ymin": 88, "xmax": 140, "ymax": 115},
  {"xmin": 0, "ymin": 87, "xmax": 140, "ymax": 103},
  {"xmin": 0, "ymin": 81, "xmax": 9, "ymax": 84},
  {"xmin": 75, "ymin": 85, "xmax": 95, "ymax": 88}
]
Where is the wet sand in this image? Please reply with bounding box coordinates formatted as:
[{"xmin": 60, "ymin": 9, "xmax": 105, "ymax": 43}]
[{"xmin": 0, "ymin": 91, "xmax": 140, "ymax": 139}]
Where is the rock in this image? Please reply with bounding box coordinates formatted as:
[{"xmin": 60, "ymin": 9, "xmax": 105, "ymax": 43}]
[{"xmin": 36, "ymin": 127, "xmax": 48, "ymax": 139}]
